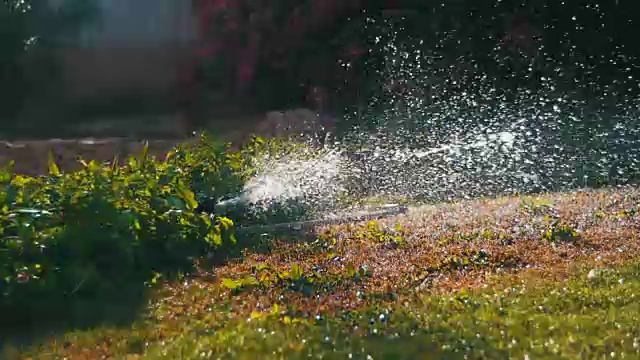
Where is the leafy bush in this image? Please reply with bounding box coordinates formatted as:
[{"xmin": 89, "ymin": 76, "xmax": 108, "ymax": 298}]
[{"xmin": 0, "ymin": 133, "xmax": 261, "ymax": 315}]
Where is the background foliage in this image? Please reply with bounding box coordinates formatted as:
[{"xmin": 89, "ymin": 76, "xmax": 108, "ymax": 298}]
[
  {"xmin": 0, "ymin": 0, "xmax": 97, "ymax": 126},
  {"xmin": 190, "ymin": 0, "xmax": 639, "ymax": 117}
]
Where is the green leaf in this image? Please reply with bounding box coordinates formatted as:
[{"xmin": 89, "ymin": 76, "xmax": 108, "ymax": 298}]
[
  {"xmin": 83, "ymin": 160, "xmax": 101, "ymax": 173},
  {"xmin": 47, "ymin": 151, "xmax": 60, "ymax": 176},
  {"xmin": 0, "ymin": 160, "xmax": 14, "ymax": 183},
  {"xmin": 346, "ymin": 264, "xmax": 356, "ymax": 278},
  {"xmin": 221, "ymin": 278, "xmax": 240, "ymax": 289},
  {"xmin": 176, "ymin": 184, "xmax": 198, "ymax": 211},
  {"xmin": 128, "ymin": 156, "xmax": 138, "ymax": 170},
  {"xmin": 132, "ymin": 218, "xmax": 141, "ymax": 231},
  {"xmin": 270, "ymin": 303, "xmax": 280, "ymax": 316},
  {"xmin": 217, "ymin": 216, "xmax": 234, "ymax": 230},
  {"xmin": 255, "ymin": 263, "xmax": 271, "ymax": 272},
  {"xmin": 139, "ymin": 141, "xmax": 149, "ymax": 163},
  {"xmin": 207, "ymin": 229, "xmax": 223, "ymax": 246},
  {"xmin": 241, "ymin": 276, "xmax": 260, "ymax": 286},
  {"xmin": 167, "ymin": 196, "xmax": 186, "ymax": 210},
  {"xmin": 250, "ymin": 311, "xmax": 263, "ymax": 319},
  {"xmin": 290, "ymin": 264, "xmax": 304, "ymax": 281},
  {"xmin": 149, "ymin": 272, "xmax": 162, "ymax": 285},
  {"xmin": 111, "ymin": 154, "xmax": 120, "ymax": 174}
]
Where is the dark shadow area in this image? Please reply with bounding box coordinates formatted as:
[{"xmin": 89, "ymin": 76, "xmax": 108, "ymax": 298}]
[
  {"xmin": 206, "ymin": 227, "xmax": 321, "ymax": 269},
  {"xmin": 0, "ymin": 281, "xmax": 150, "ymax": 348}
]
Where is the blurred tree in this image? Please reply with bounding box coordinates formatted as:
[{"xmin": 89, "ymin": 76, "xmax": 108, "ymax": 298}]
[
  {"xmin": 0, "ymin": 0, "xmax": 97, "ymax": 125},
  {"xmin": 190, "ymin": 0, "xmax": 368, "ymax": 111},
  {"xmin": 184, "ymin": 0, "xmax": 639, "ymax": 131}
]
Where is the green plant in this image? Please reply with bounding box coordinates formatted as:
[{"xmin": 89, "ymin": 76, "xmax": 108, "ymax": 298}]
[
  {"xmin": 221, "ymin": 261, "xmax": 370, "ymax": 297},
  {"xmin": 0, "ymin": 135, "xmax": 246, "ymax": 321},
  {"xmin": 432, "ymin": 249, "xmax": 492, "ymax": 273},
  {"xmin": 616, "ymin": 207, "xmax": 638, "ymax": 220},
  {"xmin": 542, "ymin": 219, "xmax": 580, "ymax": 244},
  {"xmin": 354, "ymin": 221, "xmax": 406, "ymax": 247},
  {"xmin": 519, "ymin": 197, "xmax": 555, "ymax": 216}
]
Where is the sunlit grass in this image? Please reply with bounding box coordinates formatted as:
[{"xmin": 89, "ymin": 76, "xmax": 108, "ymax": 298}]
[{"xmin": 5, "ymin": 186, "xmax": 640, "ymax": 359}]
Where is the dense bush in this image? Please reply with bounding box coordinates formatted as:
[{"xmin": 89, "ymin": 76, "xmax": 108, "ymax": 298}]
[{"xmin": 0, "ymin": 134, "xmax": 267, "ymax": 315}]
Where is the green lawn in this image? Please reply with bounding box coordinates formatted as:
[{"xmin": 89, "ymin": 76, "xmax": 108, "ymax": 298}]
[{"xmin": 4, "ymin": 186, "xmax": 640, "ymax": 359}]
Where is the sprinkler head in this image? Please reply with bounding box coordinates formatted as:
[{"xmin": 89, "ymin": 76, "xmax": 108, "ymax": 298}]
[{"xmin": 213, "ymin": 195, "xmax": 248, "ymax": 214}]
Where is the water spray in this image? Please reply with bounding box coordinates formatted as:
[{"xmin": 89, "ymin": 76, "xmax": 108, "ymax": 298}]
[{"xmin": 206, "ymin": 12, "xmax": 639, "ymax": 233}]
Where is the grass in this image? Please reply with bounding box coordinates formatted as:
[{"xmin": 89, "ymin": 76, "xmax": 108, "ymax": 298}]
[{"xmin": 3, "ymin": 185, "xmax": 640, "ymax": 359}]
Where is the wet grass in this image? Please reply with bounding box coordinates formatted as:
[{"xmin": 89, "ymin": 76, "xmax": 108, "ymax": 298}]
[{"xmin": 4, "ymin": 185, "xmax": 640, "ymax": 359}]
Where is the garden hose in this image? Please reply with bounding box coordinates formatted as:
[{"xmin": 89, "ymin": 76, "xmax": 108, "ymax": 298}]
[{"xmin": 234, "ymin": 203, "xmax": 409, "ymax": 236}]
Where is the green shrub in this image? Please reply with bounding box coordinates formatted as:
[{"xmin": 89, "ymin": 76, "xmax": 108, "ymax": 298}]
[{"xmin": 0, "ymin": 133, "xmax": 261, "ymax": 313}]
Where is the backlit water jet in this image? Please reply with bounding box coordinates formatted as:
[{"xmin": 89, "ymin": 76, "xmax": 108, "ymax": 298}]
[{"xmin": 215, "ymin": 10, "xmax": 639, "ymax": 226}]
